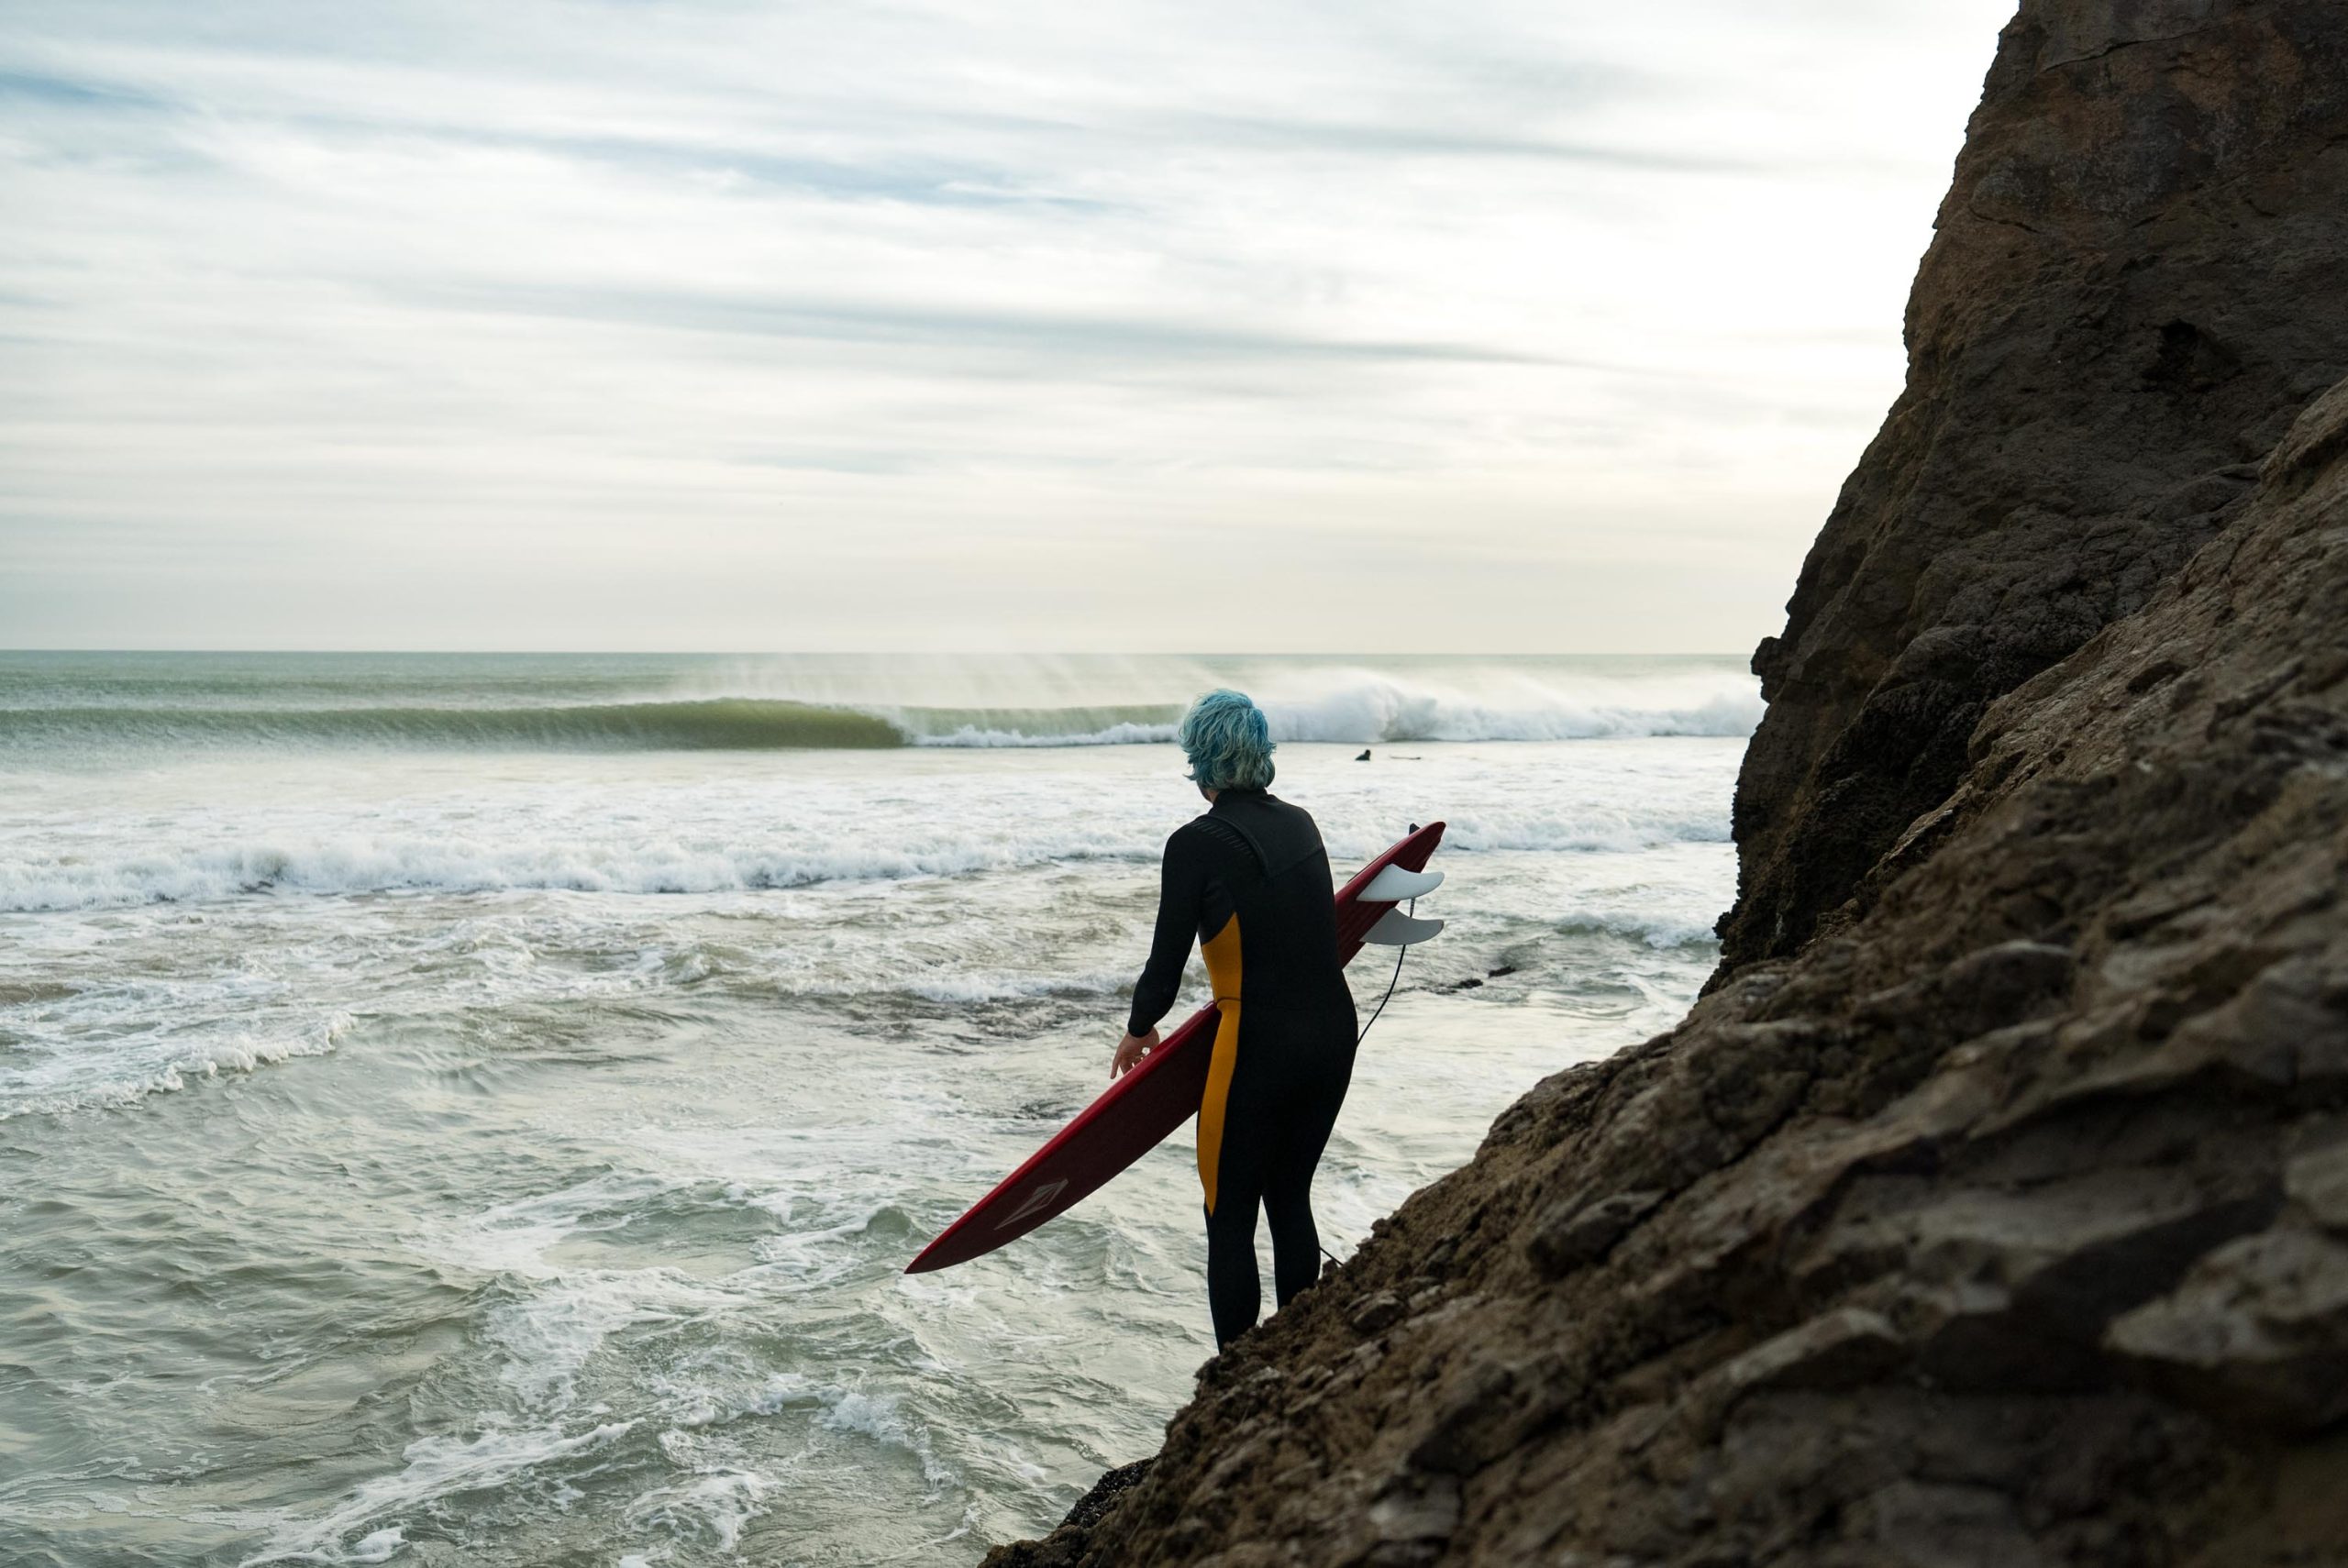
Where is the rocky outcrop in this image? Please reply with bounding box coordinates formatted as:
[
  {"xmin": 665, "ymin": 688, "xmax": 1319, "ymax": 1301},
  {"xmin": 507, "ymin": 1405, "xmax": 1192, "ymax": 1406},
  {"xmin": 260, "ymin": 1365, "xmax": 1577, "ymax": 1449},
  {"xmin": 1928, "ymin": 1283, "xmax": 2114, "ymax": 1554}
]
[
  {"xmin": 1718, "ymin": 0, "xmax": 2348, "ymax": 967},
  {"xmin": 982, "ymin": 3, "xmax": 2348, "ymax": 1563}
]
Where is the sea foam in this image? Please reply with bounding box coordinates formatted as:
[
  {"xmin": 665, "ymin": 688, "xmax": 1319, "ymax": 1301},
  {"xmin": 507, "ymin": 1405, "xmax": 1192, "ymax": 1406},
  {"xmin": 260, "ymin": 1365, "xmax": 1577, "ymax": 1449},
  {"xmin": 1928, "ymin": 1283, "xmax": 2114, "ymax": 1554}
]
[
  {"xmin": 0, "ymin": 804, "xmax": 1730, "ymax": 912},
  {"xmin": 901, "ymin": 670, "xmax": 1761, "ymax": 747}
]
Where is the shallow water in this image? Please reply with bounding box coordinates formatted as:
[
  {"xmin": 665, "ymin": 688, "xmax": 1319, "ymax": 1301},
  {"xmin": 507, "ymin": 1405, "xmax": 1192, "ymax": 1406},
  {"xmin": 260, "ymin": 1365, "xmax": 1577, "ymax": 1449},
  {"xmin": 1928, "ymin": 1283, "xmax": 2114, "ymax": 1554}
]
[{"xmin": 0, "ymin": 655, "xmax": 1744, "ymax": 1565}]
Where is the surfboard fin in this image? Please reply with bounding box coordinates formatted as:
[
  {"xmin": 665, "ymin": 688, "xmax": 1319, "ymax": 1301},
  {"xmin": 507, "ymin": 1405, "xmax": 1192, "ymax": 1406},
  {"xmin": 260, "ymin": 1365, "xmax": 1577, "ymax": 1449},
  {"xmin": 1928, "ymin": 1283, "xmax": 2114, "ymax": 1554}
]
[
  {"xmin": 1362, "ymin": 909, "xmax": 1445, "ymax": 946},
  {"xmin": 1360, "ymin": 865, "xmax": 1443, "ymax": 902}
]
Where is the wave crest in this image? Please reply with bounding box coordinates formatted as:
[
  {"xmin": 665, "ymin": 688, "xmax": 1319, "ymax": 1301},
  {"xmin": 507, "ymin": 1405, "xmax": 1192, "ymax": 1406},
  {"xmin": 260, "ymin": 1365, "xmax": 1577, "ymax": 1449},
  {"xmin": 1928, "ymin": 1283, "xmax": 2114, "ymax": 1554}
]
[
  {"xmin": 5, "ymin": 699, "xmax": 906, "ymax": 751},
  {"xmin": 899, "ymin": 675, "xmax": 1760, "ymax": 747},
  {"xmin": 3, "ymin": 669, "xmax": 1759, "ymax": 753}
]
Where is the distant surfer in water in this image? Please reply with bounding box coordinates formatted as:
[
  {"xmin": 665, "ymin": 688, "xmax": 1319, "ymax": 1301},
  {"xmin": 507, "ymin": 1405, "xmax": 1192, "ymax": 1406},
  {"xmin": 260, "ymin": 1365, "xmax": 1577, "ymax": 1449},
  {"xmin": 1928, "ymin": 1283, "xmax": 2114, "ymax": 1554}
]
[{"xmin": 1113, "ymin": 690, "xmax": 1358, "ymax": 1347}]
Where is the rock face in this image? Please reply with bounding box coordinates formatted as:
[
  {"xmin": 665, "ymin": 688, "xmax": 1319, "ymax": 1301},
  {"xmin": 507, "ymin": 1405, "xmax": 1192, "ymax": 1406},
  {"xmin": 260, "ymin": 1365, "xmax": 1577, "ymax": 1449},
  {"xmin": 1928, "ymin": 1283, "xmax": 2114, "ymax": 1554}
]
[
  {"xmin": 1718, "ymin": 0, "xmax": 2348, "ymax": 967},
  {"xmin": 981, "ymin": 3, "xmax": 2348, "ymax": 1564}
]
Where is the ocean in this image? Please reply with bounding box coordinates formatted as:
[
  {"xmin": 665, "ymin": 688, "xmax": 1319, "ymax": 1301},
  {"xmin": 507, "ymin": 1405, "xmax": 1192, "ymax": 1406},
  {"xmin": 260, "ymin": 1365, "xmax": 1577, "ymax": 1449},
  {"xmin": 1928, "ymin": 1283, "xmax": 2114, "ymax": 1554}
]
[{"xmin": 0, "ymin": 652, "xmax": 1754, "ymax": 1566}]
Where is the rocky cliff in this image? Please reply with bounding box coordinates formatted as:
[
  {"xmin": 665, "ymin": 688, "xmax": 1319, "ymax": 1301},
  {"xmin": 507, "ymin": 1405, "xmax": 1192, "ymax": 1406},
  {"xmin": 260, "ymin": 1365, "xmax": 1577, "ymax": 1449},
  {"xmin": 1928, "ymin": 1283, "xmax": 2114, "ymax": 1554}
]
[
  {"xmin": 986, "ymin": 3, "xmax": 2348, "ymax": 1563},
  {"xmin": 1718, "ymin": 0, "xmax": 2348, "ymax": 968}
]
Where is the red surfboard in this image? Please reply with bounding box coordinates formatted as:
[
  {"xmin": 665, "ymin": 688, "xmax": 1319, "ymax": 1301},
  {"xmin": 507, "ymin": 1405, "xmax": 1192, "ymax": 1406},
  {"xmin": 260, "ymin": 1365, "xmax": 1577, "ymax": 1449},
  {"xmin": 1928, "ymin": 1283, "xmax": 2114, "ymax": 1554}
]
[{"xmin": 906, "ymin": 820, "xmax": 1445, "ymax": 1273}]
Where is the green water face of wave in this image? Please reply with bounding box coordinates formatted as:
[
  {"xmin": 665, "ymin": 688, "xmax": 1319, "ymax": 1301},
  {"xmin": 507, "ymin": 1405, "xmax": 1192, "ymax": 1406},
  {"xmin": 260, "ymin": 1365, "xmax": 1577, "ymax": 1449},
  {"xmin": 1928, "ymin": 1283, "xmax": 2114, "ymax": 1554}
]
[
  {"xmin": 0, "ymin": 698, "xmax": 1192, "ymax": 751},
  {"xmin": 2, "ymin": 699, "xmax": 910, "ymax": 750}
]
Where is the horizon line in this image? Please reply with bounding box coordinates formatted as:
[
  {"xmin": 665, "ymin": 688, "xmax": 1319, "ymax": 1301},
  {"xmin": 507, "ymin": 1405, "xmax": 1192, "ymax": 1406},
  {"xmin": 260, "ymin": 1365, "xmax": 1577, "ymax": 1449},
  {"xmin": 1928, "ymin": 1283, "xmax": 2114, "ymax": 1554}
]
[{"xmin": 0, "ymin": 646, "xmax": 1758, "ymax": 659}]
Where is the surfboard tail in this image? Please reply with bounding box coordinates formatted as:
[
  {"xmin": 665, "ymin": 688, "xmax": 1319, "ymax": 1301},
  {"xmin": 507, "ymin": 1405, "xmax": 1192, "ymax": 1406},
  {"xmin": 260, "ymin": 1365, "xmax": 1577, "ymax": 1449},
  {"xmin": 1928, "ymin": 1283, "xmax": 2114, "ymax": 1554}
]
[{"xmin": 904, "ymin": 1002, "xmax": 1221, "ymax": 1273}]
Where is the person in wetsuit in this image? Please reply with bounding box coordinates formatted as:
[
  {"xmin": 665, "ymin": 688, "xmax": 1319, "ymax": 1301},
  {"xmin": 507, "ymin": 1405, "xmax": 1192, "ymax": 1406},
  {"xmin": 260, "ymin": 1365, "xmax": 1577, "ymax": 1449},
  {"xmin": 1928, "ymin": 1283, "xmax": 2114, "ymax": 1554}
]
[{"xmin": 1112, "ymin": 689, "xmax": 1357, "ymax": 1348}]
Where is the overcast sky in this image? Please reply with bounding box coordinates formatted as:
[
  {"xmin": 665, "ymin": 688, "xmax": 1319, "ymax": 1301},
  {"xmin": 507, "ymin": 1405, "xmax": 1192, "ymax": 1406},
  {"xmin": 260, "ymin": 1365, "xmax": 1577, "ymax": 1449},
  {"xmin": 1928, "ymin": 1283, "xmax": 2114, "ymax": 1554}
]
[{"xmin": 0, "ymin": 1, "xmax": 2014, "ymax": 652}]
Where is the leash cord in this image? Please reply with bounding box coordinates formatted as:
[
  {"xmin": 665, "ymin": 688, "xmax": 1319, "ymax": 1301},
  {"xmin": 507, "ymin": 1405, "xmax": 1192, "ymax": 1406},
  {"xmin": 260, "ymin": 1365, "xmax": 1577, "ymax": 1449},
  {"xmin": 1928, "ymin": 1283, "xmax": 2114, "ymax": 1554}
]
[
  {"xmin": 1324, "ymin": 900, "xmax": 1414, "ymax": 1272},
  {"xmin": 1354, "ymin": 897, "xmax": 1413, "ymax": 1046}
]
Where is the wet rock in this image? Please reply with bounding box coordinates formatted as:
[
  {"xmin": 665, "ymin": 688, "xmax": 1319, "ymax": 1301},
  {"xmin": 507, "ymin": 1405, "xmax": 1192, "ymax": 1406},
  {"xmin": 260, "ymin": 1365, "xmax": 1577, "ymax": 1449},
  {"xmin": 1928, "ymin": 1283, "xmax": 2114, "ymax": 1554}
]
[
  {"xmin": 1524, "ymin": 1189, "xmax": 1663, "ymax": 1278},
  {"xmin": 1060, "ymin": 1459, "xmax": 1153, "ymax": 1530},
  {"xmin": 1845, "ymin": 1481, "xmax": 2052, "ymax": 1568},
  {"xmin": 2107, "ymin": 1224, "xmax": 2348, "ymax": 1430},
  {"xmin": 1803, "ymin": 1164, "xmax": 2283, "ymax": 1374},
  {"xmin": 1349, "ymin": 1291, "xmax": 1405, "ymax": 1336},
  {"xmin": 1717, "ymin": 1308, "xmax": 1908, "ymax": 1401},
  {"xmin": 2286, "ymin": 1137, "xmax": 2348, "ymax": 1232},
  {"xmin": 1718, "ymin": 0, "xmax": 2348, "ymax": 970},
  {"xmin": 1367, "ymin": 1473, "xmax": 1460, "ymax": 1546},
  {"xmin": 980, "ymin": 1460, "xmax": 1157, "ymax": 1567}
]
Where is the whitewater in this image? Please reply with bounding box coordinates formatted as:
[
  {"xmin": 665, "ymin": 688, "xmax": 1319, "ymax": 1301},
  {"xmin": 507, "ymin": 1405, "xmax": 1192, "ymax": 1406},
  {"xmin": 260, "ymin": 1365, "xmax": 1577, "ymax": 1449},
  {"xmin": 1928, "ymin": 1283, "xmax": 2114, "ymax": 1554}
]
[{"xmin": 0, "ymin": 652, "xmax": 1752, "ymax": 1564}]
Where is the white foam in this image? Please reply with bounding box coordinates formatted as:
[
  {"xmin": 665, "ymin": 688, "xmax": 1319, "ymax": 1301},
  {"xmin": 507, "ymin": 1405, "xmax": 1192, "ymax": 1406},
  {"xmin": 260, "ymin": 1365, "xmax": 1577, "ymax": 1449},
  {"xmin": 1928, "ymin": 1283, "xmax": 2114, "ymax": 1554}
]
[
  {"xmin": 0, "ymin": 1008, "xmax": 351, "ymax": 1121},
  {"xmin": 0, "ymin": 835, "xmax": 1068, "ymax": 912},
  {"xmin": 911, "ymin": 720, "xmax": 1178, "ymax": 747},
  {"xmin": 239, "ymin": 1421, "xmax": 635, "ymax": 1567},
  {"xmin": 904, "ymin": 671, "xmax": 1762, "ymax": 747},
  {"xmin": 722, "ymin": 1374, "xmax": 958, "ymax": 1496},
  {"xmin": 2, "ymin": 732, "xmax": 1743, "ymax": 1137},
  {"xmin": 899, "ymin": 966, "xmax": 1132, "ymax": 1005},
  {"xmin": 1260, "ymin": 673, "xmax": 1762, "ymax": 745},
  {"xmin": 1552, "ymin": 907, "xmax": 1724, "ymax": 948},
  {"xmin": 0, "ymin": 816, "xmax": 1157, "ymax": 913},
  {"xmin": 0, "ymin": 807, "xmax": 1727, "ymax": 913},
  {"xmin": 623, "ymin": 1468, "xmax": 769, "ymax": 1552},
  {"xmin": 345, "ymin": 1529, "xmax": 404, "ymax": 1564},
  {"xmin": 486, "ymin": 1271, "xmax": 720, "ymax": 1410},
  {"xmin": 425, "ymin": 1173, "xmax": 676, "ymax": 1279},
  {"xmin": 419, "ymin": 1175, "xmax": 747, "ymax": 1412}
]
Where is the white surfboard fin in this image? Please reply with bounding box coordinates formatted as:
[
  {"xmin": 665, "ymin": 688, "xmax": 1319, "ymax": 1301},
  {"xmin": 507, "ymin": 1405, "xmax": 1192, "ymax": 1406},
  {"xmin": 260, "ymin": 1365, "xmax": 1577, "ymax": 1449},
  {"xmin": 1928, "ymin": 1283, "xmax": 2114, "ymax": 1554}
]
[
  {"xmin": 1363, "ymin": 909, "xmax": 1445, "ymax": 946},
  {"xmin": 1361, "ymin": 865, "xmax": 1444, "ymax": 902}
]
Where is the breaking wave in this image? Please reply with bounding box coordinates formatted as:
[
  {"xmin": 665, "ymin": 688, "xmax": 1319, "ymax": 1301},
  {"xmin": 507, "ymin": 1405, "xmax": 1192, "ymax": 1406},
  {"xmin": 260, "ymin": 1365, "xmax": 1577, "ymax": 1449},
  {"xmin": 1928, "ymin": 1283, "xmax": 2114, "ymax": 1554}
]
[
  {"xmin": 3, "ymin": 675, "xmax": 1759, "ymax": 754},
  {"xmin": 4, "ymin": 699, "xmax": 907, "ymax": 751}
]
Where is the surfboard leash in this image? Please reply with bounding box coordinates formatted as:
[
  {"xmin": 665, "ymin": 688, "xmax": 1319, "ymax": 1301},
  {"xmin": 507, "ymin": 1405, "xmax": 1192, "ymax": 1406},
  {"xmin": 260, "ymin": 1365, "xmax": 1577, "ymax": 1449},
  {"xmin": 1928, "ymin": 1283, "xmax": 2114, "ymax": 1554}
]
[
  {"xmin": 1324, "ymin": 891, "xmax": 1409, "ymax": 1276},
  {"xmin": 1354, "ymin": 896, "xmax": 1415, "ymax": 1045},
  {"xmin": 1323, "ymin": 896, "xmax": 1423, "ymax": 1274}
]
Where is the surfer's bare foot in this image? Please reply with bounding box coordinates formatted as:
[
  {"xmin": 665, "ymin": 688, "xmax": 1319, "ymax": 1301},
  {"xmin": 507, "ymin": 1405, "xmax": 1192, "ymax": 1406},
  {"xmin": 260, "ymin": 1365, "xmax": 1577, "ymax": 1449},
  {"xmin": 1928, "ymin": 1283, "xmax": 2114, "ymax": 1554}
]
[{"xmin": 1111, "ymin": 1027, "xmax": 1159, "ymax": 1078}]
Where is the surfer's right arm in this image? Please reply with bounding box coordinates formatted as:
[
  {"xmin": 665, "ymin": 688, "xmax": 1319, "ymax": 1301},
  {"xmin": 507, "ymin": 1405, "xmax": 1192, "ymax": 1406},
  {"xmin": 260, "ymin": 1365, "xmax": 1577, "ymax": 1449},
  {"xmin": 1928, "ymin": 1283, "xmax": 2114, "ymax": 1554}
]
[
  {"xmin": 1110, "ymin": 1024, "xmax": 1159, "ymax": 1078},
  {"xmin": 1119, "ymin": 823, "xmax": 1209, "ymax": 1071}
]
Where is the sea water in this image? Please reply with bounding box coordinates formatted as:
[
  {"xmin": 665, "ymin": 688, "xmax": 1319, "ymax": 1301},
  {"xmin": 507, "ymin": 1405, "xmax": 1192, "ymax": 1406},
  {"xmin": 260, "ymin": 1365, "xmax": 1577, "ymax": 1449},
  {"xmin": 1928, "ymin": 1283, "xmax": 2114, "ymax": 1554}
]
[{"xmin": 0, "ymin": 653, "xmax": 1753, "ymax": 1566}]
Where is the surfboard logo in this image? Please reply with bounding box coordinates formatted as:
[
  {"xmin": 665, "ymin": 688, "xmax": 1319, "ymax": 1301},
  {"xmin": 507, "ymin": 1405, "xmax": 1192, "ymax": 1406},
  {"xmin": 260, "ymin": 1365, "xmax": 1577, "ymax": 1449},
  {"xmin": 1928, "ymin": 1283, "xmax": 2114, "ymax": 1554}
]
[{"xmin": 995, "ymin": 1178, "xmax": 1069, "ymax": 1230}]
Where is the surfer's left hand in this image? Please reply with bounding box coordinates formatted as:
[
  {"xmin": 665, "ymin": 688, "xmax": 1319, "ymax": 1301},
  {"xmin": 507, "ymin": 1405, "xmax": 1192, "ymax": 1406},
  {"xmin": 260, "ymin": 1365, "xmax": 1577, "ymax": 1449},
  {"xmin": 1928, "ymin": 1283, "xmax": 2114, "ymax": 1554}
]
[{"xmin": 1111, "ymin": 1028, "xmax": 1159, "ymax": 1078}]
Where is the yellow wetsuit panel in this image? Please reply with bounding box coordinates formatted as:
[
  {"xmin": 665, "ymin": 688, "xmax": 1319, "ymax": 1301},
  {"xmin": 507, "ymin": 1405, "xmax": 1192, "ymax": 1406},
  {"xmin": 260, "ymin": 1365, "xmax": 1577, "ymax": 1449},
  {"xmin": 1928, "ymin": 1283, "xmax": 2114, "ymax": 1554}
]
[{"xmin": 1194, "ymin": 913, "xmax": 1243, "ymax": 1214}]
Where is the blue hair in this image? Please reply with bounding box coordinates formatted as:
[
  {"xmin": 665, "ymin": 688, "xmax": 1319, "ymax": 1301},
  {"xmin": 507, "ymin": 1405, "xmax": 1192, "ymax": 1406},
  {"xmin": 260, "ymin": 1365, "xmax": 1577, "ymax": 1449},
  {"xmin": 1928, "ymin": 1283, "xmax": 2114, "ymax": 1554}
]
[{"xmin": 1178, "ymin": 689, "xmax": 1276, "ymax": 791}]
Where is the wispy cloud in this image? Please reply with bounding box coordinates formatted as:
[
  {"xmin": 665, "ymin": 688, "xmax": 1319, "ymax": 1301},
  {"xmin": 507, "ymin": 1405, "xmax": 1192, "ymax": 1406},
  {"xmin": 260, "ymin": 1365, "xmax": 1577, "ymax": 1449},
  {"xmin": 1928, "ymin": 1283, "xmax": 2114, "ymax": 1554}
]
[
  {"xmin": 399, "ymin": 282, "xmax": 1567, "ymax": 367},
  {"xmin": 0, "ymin": 0, "xmax": 2016, "ymax": 651}
]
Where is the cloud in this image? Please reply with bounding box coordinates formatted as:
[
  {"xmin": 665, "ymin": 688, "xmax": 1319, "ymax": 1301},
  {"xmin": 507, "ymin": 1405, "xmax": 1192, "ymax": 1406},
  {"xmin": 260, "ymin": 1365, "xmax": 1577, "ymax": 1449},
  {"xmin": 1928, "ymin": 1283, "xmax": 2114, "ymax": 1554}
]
[
  {"xmin": 0, "ymin": 0, "xmax": 2018, "ymax": 651},
  {"xmin": 396, "ymin": 281, "xmax": 1568, "ymax": 368}
]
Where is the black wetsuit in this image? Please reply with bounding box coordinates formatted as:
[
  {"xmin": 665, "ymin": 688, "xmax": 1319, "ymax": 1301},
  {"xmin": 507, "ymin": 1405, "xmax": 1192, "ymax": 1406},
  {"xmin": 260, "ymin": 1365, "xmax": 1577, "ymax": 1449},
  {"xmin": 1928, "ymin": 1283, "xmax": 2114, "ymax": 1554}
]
[{"xmin": 1126, "ymin": 789, "xmax": 1357, "ymax": 1347}]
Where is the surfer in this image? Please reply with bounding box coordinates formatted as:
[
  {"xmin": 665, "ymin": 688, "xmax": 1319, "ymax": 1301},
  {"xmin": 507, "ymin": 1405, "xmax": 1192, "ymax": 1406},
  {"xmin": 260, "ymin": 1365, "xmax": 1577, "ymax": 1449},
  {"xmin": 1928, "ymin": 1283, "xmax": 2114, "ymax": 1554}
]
[{"xmin": 1113, "ymin": 690, "xmax": 1358, "ymax": 1348}]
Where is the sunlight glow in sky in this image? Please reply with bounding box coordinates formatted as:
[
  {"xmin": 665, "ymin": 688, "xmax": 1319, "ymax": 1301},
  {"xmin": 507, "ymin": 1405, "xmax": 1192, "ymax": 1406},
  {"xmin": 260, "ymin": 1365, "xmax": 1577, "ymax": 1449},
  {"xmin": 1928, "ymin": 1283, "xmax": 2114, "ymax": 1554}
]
[{"xmin": 0, "ymin": 1, "xmax": 2016, "ymax": 651}]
